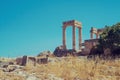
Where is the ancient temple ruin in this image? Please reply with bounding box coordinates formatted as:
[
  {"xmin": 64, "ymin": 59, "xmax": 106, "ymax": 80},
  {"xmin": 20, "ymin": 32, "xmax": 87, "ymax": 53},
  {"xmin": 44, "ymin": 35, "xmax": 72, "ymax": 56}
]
[
  {"xmin": 54, "ymin": 20, "xmax": 104, "ymax": 56},
  {"xmin": 62, "ymin": 20, "xmax": 82, "ymax": 50},
  {"xmin": 62, "ymin": 20, "xmax": 104, "ymax": 53}
]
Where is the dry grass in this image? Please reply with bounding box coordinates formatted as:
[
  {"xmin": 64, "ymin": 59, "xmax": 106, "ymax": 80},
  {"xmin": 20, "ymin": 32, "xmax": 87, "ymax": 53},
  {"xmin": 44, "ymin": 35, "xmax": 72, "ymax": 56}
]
[
  {"xmin": 24, "ymin": 56, "xmax": 120, "ymax": 80},
  {"xmin": 0, "ymin": 56, "xmax": 120, "ymax": 80},
  {"xmin": 0, "ymin": 57, "xmax": 14, "ymax": 62}
]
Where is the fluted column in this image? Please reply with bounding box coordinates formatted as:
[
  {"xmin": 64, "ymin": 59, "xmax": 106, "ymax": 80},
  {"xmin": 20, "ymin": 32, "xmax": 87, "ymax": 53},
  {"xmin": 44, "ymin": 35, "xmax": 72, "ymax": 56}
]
[
  {"xmin": 63, "ymin": 26, "xmax": 66, "ymax": 49},
  {"xmin": 79, "ymin": 28, "xmax": 82, "ymax": 50},
  {"xmin": 72, "ymin": 26, "xmax": 76, "ymax": 50}
]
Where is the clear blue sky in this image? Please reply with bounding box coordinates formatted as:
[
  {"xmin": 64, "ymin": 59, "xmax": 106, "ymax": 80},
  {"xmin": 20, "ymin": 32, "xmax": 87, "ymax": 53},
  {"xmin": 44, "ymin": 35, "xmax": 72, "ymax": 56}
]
[{"xmin": 0, "ymin": 0, "xmax": 120, "ymax": 57}]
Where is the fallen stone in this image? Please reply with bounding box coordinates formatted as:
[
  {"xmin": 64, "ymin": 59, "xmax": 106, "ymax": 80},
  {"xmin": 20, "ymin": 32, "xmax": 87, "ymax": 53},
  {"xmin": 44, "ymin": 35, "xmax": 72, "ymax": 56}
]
[{"xmin": 26, "ymin": 75, "xmax": 39, "ymax": 80}]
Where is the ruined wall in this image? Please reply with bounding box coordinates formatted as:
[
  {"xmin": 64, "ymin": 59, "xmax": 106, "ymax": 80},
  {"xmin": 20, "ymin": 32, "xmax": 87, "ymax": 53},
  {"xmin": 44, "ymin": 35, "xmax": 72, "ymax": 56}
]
[
  {"xmin": 16, "ymin": 56, "xmax": 48, "ymax": 66},
  {"xmin": 83, "ymin": 39, "xmax": 99, "ymax": 54}
]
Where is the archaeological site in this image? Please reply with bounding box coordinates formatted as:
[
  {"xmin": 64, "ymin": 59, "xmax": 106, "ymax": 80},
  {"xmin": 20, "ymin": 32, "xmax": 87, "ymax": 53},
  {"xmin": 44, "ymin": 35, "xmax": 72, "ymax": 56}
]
[{"xmin": 54, "ymin": 20, "xmax": 104, "ymax": 57}]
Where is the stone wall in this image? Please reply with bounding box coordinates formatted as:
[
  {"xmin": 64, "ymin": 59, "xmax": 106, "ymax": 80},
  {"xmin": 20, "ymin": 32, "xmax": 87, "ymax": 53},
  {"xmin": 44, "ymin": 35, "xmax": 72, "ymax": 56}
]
[
  {"xmin": 16, "ymin": 55, "xmax": 49, "ymax": 66},
  {"xmin": 82, "ymin": 39, "xmax": 99, "ymax": 55}
]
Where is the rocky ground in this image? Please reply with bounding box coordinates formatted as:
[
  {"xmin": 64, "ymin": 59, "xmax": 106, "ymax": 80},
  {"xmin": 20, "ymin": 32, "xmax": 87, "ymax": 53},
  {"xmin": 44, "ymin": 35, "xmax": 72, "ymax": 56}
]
[
  {"xmin": 0, "ymin": 68, "xmax": 63, "ymax": 80},
  {"xmin": 0, "ymin": 57, "xmax": 64, "ymax": 80},
  {"xmin": 0, "ymin": 57, "xmax": 120, "ymax": 80}
]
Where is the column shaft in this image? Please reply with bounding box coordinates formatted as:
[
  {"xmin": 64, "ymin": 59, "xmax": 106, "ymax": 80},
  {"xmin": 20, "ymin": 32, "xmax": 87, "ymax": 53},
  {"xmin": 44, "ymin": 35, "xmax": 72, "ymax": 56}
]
[
  {"xmin": 63, "ymin": 27, "xmax": 66, "ymax": 49},
  {"xmin": 91, "ymin": 32, "xmax": 93, "ymax": 39},
  {"xmin": 79, "ymin": 28, "xmax": 82, "ymax": 50},
  {"xmin": 96, "ymin": 34, "xmax": 99, "ymax": 39},
  {"xmin": 72, "ymin": 26, "xmax": 76, "ymax": 50}
]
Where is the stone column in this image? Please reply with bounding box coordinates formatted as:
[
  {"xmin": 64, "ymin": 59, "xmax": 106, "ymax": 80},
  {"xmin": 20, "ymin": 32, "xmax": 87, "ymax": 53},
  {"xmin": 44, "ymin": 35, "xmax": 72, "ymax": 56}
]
[
  {"xmin": 63, "ymin": 26, "xmax": 66, "ymax": 49},
  {"xmin": 79, "ymin": 28, "xmax": 82, "ymax": 50},
  {"xmin": 96, "ymin": 33, "xmax": 99, "ymax": 39},
  {"xmin": 72, "ymin": 26, "xmax": 76, "ymax": 50},
  {"xmin": 91, "ymin": 32, "xmax": 93, "ymax": 39},
  {"xmin": 90, "ymin": 27, "xmax": 93, "ymax": 39}
]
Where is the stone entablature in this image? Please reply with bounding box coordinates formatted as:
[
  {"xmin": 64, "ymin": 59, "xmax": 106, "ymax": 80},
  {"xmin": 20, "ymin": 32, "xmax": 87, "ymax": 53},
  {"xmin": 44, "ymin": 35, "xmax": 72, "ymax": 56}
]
[{"xmin": 63, "ymin": 20, "xmax": 82, "ymax": 28}]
